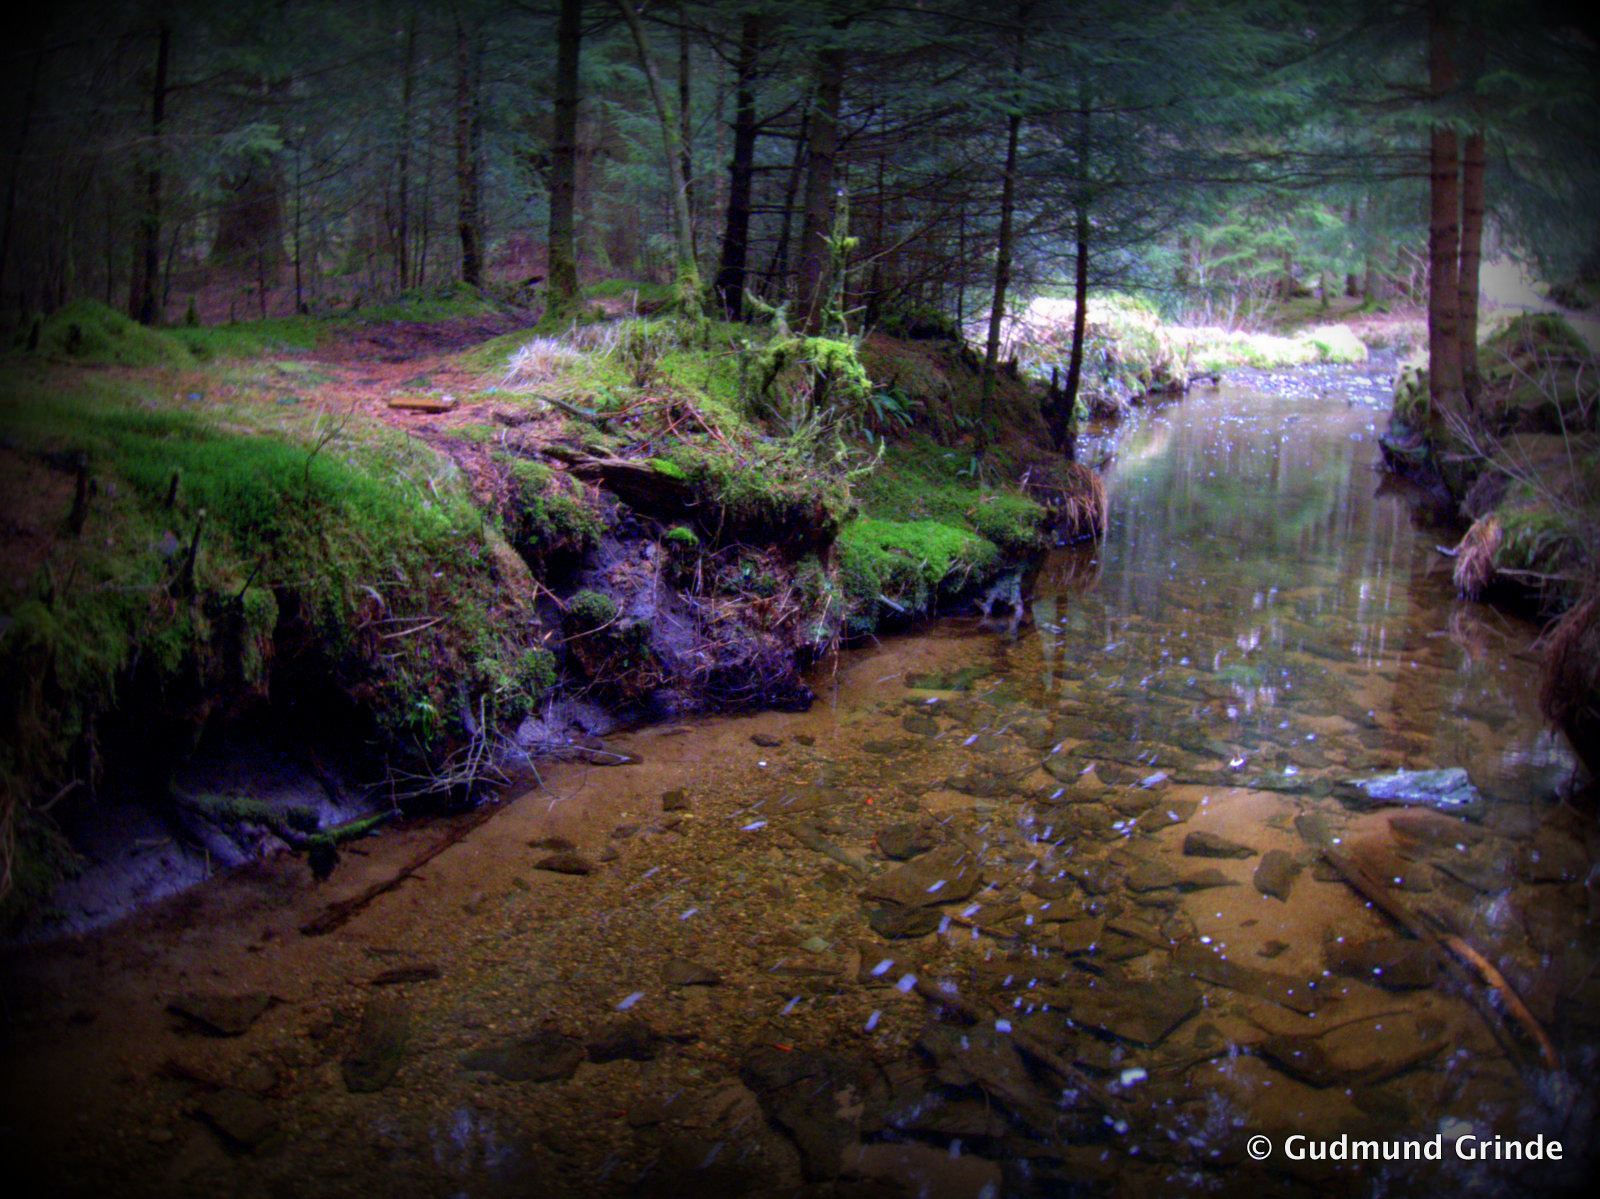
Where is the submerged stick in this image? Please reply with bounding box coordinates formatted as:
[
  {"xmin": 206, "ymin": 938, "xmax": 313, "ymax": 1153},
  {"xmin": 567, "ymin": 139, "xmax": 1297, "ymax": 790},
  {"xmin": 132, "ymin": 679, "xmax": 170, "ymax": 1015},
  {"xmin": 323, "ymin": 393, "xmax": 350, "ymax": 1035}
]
[
  {"xmin": 1321, "ymin": 846, "xmax": 1558, "ymax": 1073},
  {"xmin": 300, "ymin": 804, "xmax": 497, "ymax": 936},
  {"xmin": 1443, "ymin": 934, "xmax": 1560, "ymax": 1072}
]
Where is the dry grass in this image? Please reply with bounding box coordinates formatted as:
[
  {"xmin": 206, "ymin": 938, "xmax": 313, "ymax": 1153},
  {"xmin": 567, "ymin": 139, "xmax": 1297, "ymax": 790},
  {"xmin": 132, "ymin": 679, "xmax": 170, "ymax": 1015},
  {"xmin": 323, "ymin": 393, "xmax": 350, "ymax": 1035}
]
[
  {"xmin": 1026, "ymin": 461, "xmax": 1108, "ymax": 542},
  {"xmin": 1453, "ymin": 515, "xmax": 1503, "ymax": 599}
]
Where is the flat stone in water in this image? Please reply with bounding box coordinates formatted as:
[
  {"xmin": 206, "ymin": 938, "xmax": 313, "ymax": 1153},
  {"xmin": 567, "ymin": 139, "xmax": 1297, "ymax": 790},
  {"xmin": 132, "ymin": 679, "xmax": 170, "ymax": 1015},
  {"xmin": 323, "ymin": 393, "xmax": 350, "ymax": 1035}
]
[
  {"xmin": 533, "ymin": 851, "xmax": 597, "ymax": 875},
  {"xmin": 1341, "ymin": 768, "xmax": 1485, "ymax": 820},
  {"xmin": 1175, "ymin": 942, "xmax": 1320, "ymax": 1014},
  {"xmin": 661, "ymin": 958, "xmax": 721, "ymax": 986},
  {"xmin": 342, "ymin": 996, "xmax": 409, "ymax": 1093},
  {"xmin": 1176, "ymin": 868, "xmax": 1236, "ymax": 892},
  {"xmin": 586, "ymin": 1017, "xmax": 667, "ymax": 1063},
  {"xmin": 1324, "ymin": 939, "xmax": 1441, "ymax": 990},
  {"xmin": 901, "ymin": 714, "xmax": 940, "ymax": 737},
  {"xmin": 1252, "ymin": 850, "xmax": 1298, "ymax": 901},
  {"xmin": 751, "ymin": 732, "xmax": 784, "ymax": 747},
  {"xmin": 1060, "ymin": 976, "xmax": 1200, "ymax": 1045},
  {"xmin": 876, "ymin": 822, "xmax": 938, "ymax": 861},
  {"xmin": 460, "ymin": 1029, "xmax": 585, "ymax": 1082},
  {"xmin": 1125, "ymin": 862, "xmax": 1179, "ymax": 893},
  {"xmin": 1183, "ymin": 831, "xmax": 1258, "ymax": 860},
  {"xmin": 196, "ymin": 1088, "xmax": 277, "ymax": 1148},
  {"xmin": 867, "ymin": 903, "xmax": 943, "ymax": 939},
  {"xmin": 862, "ymin": 846, "xmax": 981, "ymax": 908},
  {"xmin": 167, "ymin": 990, "xmax": 271, "ymax": 1037},
  {"xmin": 1432, "ymin": 857, "xmax": 1514, "ymax": 895}
]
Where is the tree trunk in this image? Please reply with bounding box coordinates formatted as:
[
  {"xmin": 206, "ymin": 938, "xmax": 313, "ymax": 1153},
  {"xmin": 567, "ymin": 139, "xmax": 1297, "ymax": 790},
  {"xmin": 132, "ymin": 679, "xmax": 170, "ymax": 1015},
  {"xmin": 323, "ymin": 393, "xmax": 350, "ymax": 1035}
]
[
  {"xmin": 0, "ymin": 45, "xmax": 45, "ymax": 311},
  {"xmin": 547, "ymin": 0, "xmax": 583, "ymax": 322},
  {"xmin": 131, "ymin": 23, "xmax": 170, "ymax": 325},
  {"xmin": 396, "ymin": 16, "xmax": 416, "ymax": 291},
  {"xmin": 615, "ymin": 0, "xmax": 700, "ymax": 316},
  {"xmin": 1457, "ymin": 10, "xmax": 1486, "ymax": 406},
  {"xmin": 1056, "ymin": 202, "xmax": 1090, "ymax": 455},
  {"xmin": 765, "ymin": 107, "xmax": 808, "ymax": 294},
  {"xmin": 714, "ymin": 14, "xmax": 760, "ymax": 319},
  {"xmin": 980, "ymin": 109, "xmax": 1021, "ymax": 418},
  {"xmin": 677, "ymin": 9, "xmax": 695, "ymax": 257},
  {"xmin": 1426, "ymin": 0, "xmax": 1464, "ymax": 433},
  {"xmin": 797, "ymin": 49, "xmax": 843, "ymax": 335},
  {"xmin": 1459, "ymin": 127, "xmax": 1485, "ymax": 402},
  {"xmin": 455, "ymin": 19, "xmax": 483, "ymax": 289}
]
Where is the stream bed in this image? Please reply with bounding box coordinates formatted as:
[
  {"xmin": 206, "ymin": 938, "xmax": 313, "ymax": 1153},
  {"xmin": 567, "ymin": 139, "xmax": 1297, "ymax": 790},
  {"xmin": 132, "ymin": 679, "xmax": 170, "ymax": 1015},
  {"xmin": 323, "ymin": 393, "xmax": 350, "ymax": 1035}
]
[{"xmin": 3, "ymin": 364, "xmax": 1596, "ymax": 1198}]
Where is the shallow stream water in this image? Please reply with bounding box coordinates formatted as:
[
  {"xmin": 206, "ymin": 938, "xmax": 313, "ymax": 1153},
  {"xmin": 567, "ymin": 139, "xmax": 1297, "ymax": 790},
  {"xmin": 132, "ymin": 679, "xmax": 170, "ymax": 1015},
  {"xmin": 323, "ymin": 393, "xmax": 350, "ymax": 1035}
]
[{"xmin": 4, "ymin": 362, "xmax": 1595, "ymax": 1199}]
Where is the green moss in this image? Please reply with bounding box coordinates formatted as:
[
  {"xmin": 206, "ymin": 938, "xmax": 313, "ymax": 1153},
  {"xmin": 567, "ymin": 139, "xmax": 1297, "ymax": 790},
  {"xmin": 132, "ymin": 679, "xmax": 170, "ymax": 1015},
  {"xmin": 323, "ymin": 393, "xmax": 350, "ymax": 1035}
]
[
  {"xmin": 665, "ymin": 525, "xmax": 699, "ymax": 546},
  {"xmin": 856, "ymin": 438, "xmax": 1047, "ymax": 557},
  {"xmin": 1, "ymin": 363, "xmax": 547, "ymax": 916},
  {"xmin": 29, "ymin": 299, "xmax": 195, "ymax": 368},
  {"xmin": 836, "ymin": 516, "xmax": 1000, "ymax": 634},
  {"xmin": 648, "ymin": 456, "xmax": 690, "ymax": 481},
  {"xmin": 170, "ymin": 318, "xmax": 323, "ymax": 360},
  {"xmin": 568, "ymin": 589, "xmax": 618, "ymax": 630}
]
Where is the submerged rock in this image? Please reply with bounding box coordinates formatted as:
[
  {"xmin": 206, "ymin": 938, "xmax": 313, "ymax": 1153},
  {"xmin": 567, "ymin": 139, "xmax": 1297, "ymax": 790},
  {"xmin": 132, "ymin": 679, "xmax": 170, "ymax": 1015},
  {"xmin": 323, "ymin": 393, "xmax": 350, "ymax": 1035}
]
[
  {"xmin": 862, "ymin": 846, "xmax": 981, "ymax": 908},
  {"xmin": 342, "ymin": 996, "xmax": 409, "ymax": 1093},
  {"xmin": 1339, "ymin": 768, "xmax": 1485, "ymax": 820},
  {"xmin": 196, "ymin": 1089, "xmax": 278, "ymax": 1148},
  {"xmin": 1324, "ymin": 939, "xmax": 1441, "ymax": 990},
  {"xmin": 460, "ymin": 1029, "xmax": 585, "ymax": 1082},
  {"xmin": 166, "ymin": 991, "xmax": 271, "ymax": 1037},
  {"xmin": 1182, "ymin": 831, "xmax": 1257, "ymax": 860},
  {"xmin": 1059, "ymin": 976, "xmax": 1201, "ymax": 1045},
  {"xmin": 1252, "ymin": 850, "xmax": 1298, "ymax": 901}
]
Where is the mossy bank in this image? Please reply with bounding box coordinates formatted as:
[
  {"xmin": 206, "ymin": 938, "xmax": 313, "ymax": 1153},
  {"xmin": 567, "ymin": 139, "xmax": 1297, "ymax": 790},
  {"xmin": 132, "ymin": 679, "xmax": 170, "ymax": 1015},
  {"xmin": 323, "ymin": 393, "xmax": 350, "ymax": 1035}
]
[
  {"xmin": 1, "ymin": 294, "xmax": 1099, "ymax": 930},
  {"xmin": 1379, "ymin": 312, "xmax": 1600, "ymax": 776}
]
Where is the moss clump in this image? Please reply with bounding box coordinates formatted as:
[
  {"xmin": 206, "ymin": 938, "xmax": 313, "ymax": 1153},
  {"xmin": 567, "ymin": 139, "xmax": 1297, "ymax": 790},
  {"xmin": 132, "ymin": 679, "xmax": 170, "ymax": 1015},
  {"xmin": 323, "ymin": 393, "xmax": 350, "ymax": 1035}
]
[
  {"xmin": 29, "ymin": 299, "xmax": 195, "ymax": 368},
  {"xmin": 662, "ymin": 441, "xmax": 850, "ymax": 551},
  {"xmin": 665, "ymin": 525, "xmax": 699, "ymax": 546},
  {"xmin": 568, "ymin": 589, "xmax": 618, "ymax": 630},
  {"xmin": 836, "ymin": 517, "xmax": 1000, "ymax": 635},
  {"xmin": 0, "ymin": 365, "xmax": 551, "ymax": 918}
]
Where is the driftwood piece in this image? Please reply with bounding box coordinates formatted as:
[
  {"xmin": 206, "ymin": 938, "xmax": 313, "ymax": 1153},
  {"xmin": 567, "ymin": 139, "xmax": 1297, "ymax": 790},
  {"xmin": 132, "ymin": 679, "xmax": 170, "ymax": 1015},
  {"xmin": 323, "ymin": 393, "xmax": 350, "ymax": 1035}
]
[
  {"xmin": 386, "ymin": 394, "xmax": 456, "ymax": 413},
  {"xmin": 300, "ymin": 805, "xmax": 497, "ymax": 936}
]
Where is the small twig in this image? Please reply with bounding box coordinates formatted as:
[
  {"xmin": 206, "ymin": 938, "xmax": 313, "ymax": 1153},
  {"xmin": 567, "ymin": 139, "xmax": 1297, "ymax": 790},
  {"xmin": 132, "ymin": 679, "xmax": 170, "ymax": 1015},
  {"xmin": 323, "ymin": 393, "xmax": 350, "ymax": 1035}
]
[{"xmin": 376, "ymin": 615, "xmax": 446, "ymax": 640}]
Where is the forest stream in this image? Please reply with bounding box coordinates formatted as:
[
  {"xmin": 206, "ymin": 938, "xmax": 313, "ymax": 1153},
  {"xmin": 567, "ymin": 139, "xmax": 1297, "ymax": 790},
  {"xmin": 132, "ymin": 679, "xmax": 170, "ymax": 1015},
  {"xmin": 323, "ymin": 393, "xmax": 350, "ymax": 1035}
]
[{"xmin": 3, "ymin": 361, "xmax": 1595, "ymax": 1199}]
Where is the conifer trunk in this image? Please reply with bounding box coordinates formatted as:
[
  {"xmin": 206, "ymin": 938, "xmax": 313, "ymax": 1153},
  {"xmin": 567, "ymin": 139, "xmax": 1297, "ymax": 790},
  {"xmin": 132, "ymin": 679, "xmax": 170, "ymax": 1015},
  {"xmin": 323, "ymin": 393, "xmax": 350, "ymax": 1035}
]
[
  {"xmin": 714, "ymin": 15, "xmax": 759, "ymax": 319},
  {"xmin": 131, "ymin": 22, "xmax": 169, "ymax": 325},
  {"xmin": 547, "ymin": 0, "xmax": 583, "ymax": 321},
  {"xmin": 455, "ymin": 19, "xmax": 483, "ymax": 289},
  {"xmin": 797, "ymin": 50, "xmax": 843, "ymax": 335},
  {"xmin": 616, "ymin": 0, "xmax": 700, "ymax": 316},
  {"xmin": 1426, "ymin": 0, "xmax": 1464, "ymax": 432}
]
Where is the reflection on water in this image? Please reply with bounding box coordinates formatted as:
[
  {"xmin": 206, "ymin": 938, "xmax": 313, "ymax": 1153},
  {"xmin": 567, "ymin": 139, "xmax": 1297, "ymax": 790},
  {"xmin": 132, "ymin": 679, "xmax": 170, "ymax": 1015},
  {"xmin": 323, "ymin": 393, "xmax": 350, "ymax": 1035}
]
[{"xmin": 1025, "ymin": 377, "xmax": 1569, "ymax": 791}]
